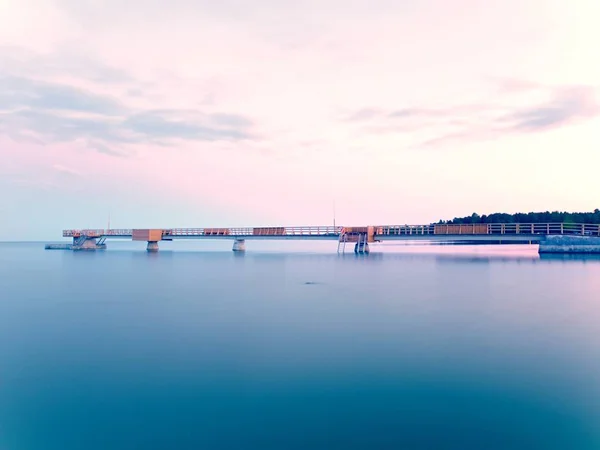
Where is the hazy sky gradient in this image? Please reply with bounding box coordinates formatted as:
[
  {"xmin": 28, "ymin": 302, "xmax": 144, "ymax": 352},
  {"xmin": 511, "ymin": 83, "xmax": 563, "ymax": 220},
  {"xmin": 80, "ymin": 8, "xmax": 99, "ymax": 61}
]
[{"xmin": 1, "ymin": 0, "xmax": 599, "ymax": 239}]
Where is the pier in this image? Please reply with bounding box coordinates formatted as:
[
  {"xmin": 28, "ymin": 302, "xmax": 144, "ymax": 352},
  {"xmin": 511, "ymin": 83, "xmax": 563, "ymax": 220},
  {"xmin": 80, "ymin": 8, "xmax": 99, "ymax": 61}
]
[{"xmin": 45, "ymin": 223, "xmax": 600, "ymax": 254}]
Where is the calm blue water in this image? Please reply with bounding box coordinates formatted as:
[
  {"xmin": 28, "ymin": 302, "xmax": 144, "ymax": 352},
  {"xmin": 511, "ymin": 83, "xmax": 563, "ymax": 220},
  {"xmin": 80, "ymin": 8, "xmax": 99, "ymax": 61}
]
[{"xmin": 1, "ymin": 242, "xmax": 600, "ymax": 449}]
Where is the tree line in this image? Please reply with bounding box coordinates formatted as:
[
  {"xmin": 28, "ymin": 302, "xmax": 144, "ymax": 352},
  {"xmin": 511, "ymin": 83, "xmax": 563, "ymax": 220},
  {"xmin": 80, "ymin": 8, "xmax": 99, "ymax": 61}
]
[{"xmin": 438, "ymin": 209, "xmax": 600, "ymax": 225}]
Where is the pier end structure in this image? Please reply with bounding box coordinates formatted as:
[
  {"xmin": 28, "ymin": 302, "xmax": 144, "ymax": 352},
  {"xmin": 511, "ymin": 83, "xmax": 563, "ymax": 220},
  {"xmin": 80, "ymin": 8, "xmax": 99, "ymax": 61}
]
[{"xmin": 68, "ymin": 233, "xmax": 107, "ymax": 251}]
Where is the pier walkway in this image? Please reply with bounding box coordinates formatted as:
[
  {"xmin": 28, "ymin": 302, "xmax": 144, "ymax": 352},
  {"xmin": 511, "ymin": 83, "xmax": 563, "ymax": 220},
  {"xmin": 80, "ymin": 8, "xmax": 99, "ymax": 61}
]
[{"xmin": 45, "ymin": 223, "xmax": 600, "ymax": 254}]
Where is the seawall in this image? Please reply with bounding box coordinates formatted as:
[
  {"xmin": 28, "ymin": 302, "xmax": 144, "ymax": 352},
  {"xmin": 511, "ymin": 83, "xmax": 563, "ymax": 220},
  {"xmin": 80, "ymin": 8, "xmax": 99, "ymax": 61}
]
[{"xmin": 539, "ymin": 235, "xmax": 600, "ymax": 254}]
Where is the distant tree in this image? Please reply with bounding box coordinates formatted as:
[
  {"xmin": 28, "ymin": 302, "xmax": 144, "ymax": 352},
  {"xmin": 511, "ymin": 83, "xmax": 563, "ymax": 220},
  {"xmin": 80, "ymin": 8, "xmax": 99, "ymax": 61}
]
[{"xmin": 436, "ymin": 210, "xmax": 600, "ymax": 224}]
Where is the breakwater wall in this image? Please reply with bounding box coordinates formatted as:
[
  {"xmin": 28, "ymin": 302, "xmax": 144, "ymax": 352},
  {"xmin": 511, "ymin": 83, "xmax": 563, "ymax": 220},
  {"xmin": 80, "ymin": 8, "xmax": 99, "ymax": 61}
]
[{"xmin": 539, "ymin": 235, "xmax": 600, "ymax": 254}]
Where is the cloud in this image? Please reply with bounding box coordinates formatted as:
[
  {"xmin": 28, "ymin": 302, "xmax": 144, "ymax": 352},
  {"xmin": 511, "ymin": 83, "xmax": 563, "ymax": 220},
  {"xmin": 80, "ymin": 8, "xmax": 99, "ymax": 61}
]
[
  {"xmin": 0, "ymin": 76, "xmax": 256, "ymax": 154},
  {"xmin": 0, "ymin": 45, "xmax": 255, "ymax": 155},
  {"xmin": 0, "ymin": 45, "xmax": 132, "ymax": 84},
  {"xmin": 126, "ymin": 88, "xmax": 144, "ymax": 97},
  {"xmin": 492, "ymin": 77, "xmax": 543, "ymax": 94},
  {"xmin": 0, "ymin": 76, "xmax": 124, "ymax": 115},
  {"xmin": 345, "ymin": 108, "xmax": 386, "ymax": 121},
  {"xmin": 0, "ymin": 109, "xmax": 125, "ymax": 143},
  {"xmin": 345, "ymin": 82, "xmax": 599, "ymax": 148},
  {"xmin": 345, "ymin": 104, "xmax": 495, "ymax": 123},
  {"xmin": 52, "ymin": 164, "xmax": 82, "ymax": 177},
  {"xmin": 501, "ymin": 86, "xmax": 598, "ymax": 132},
  {"xmin": 417, "ymin": 130, "xmax": 489, "ymax": 149},
  {"xmin": 124, "ymin": 111, "xmax": 254, "ymax": 141},
  {"xmin": 388, "ymin": 108, "xmax": 425, "ymax": 118},
  {"xmin": 88, "ymin": 140, "xmax": 131, "ymax": 157}
]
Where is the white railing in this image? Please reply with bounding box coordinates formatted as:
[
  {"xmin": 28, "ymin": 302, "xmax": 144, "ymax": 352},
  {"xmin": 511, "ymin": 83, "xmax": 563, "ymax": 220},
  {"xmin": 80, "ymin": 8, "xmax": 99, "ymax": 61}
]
[
  {"xmin": 164, "ymin": 226, "xmax": 342, "ymax": 237},
  {"xmin": 62, "ymin": 223, "xmax": 600, "ymax": 239},
  {"xmin": 63, "ymin": 229, "xmax": 132, "ymax": 237},
  {"xmin": 377, "ymin": 223, "xmax": 600, "ymax": 236}
]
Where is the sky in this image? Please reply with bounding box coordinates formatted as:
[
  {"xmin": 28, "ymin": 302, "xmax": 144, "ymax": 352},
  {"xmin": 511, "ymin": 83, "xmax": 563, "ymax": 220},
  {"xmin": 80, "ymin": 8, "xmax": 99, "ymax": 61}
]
[{"xmin": 1, "ymin": 0, "xmax": 599, "ymax": 240}]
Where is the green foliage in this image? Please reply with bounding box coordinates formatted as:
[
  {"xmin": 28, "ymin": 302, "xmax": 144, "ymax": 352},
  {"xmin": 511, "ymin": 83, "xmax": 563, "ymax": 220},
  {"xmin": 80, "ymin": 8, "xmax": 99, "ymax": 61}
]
[{"xmin": 438, "ymin": 210, "xmax": 600, "ymax": 224}]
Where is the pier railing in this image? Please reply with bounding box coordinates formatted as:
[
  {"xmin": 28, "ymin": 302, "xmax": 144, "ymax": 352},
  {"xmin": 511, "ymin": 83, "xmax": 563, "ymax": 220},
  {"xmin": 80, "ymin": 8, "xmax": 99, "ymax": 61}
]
[
  {"xmin": 165, "ymin": 226, "xmax": 342, "ymax": 237},
  {"xmin": 63, "ymin": 223, "xmax": 600, "ymax": 239},
  {"xmin": 377, "ymin": 223, "xmax": 600, "ymax": 236},
  {"xmin": 63, "ymin": 229, "xmax": 133, "ymax": 237}
]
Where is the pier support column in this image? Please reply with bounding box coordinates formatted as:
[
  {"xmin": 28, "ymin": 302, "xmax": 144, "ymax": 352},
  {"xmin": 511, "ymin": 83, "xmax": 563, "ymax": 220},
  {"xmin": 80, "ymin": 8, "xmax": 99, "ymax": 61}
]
[
  {"xmin": 353, "ymin": 233, "xmax": 370, "ymax": 254},
  {"xmin": 232, "ymin": 239, "xmax": 246, "ymax": 252},
  {"xmin": 147, "ymin": 241, "xmax": 159, "ymax": 252},
  {"xmin": 354, "ymin": 242, "xmax": 370, "ymax": 254}
]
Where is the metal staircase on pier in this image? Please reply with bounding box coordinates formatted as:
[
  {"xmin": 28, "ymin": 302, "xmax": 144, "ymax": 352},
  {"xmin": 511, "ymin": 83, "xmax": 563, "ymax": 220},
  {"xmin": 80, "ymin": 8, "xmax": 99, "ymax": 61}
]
[
  {"xmin": 337, "ymin": 231, "xmax": 348, "ymax": 254},
  {"xmin": 74, "ymin": 235, "xmax": 88, "ymax": 248}
]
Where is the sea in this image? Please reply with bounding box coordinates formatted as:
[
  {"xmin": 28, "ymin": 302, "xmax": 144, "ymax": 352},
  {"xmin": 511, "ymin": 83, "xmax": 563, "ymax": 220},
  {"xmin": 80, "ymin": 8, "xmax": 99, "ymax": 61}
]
[{"xmin": 1, "ymin": 241, "xmax": 599, "ymax": 449}]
